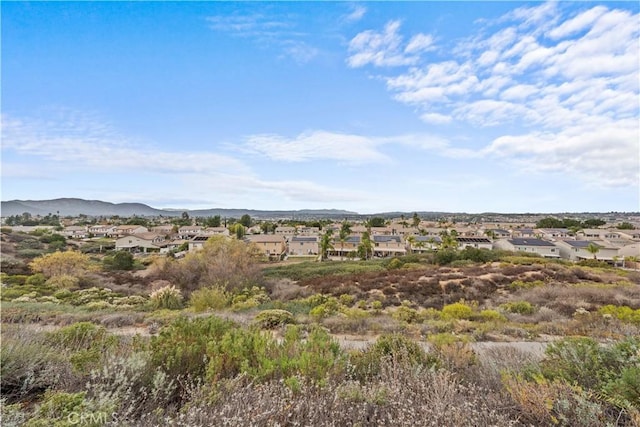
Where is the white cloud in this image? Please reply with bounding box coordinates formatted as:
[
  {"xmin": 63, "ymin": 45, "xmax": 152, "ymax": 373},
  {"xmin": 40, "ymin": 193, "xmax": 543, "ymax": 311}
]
[
  {"xmin": 420, "ymin": 112, "xmax": 453, "ymax": 125},
  {"xmin": 356, "ymin": 2, "xmax": 639, "ymax": 188},
  {"xmin": 206, "ymin": 13, "xmax": 316, "ymax": 64},
  {"xmin": 244, "ymin": 131, "xmax": 389, "ymax": 164},
  {"xmin": 347, "ymin": 20, "xmax": 431, "ymax": 67},
  {"xmin": 1, "ymin": 112, "xmax": 249, "ymax": 175},
  {"xmin": 547, "ymin": 5, "xmax": 608, "ymax": 39},
  {"xmin": 343, "ymin": 4, "xmax": 366, "ymax": 23},
  {"xmin": 405, "ymin": 33, "xmax": 435, "ymax": 54},
  {"xmin": 484, "ymin": 119, "xmax": 639, "ymax": 187}
]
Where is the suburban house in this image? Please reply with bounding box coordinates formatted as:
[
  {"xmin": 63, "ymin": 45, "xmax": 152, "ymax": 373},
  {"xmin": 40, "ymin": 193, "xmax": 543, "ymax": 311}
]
[
  {"xmin": 275, "ymin": 226, "xmax": 297, "ymax": 236},
  {"xmin": 111, "ymin": 225, "xmax": 149, "ymax": 237},
  {"xmin": 150, "ymin": 225, "xmax": 175, "ymax": 235},
  {"xmin": 372, "ymin": 235, "xmax": 406, "ymax": 257},
  {"xmin": 201, "ymin": 227, "xmax": 230, "ymax": 237},
  {"xmin": 555, "ymin": 240, "xmax": 619, "ymax": 262},
  {"xmin": 329, "ymin": 235, "xmax": 361, "ymax": 258},
  {"xmin": 178, "ymin": 225, "xmax": 203, "ymax": 239},
  {"xmin": 452, "ymin": 227, "xmax": 482, "ymax": 237},
  {"xmin": 457, "ymin": 237, "xmax": 493, "ymax": 250},
  {"xmin": 188, "ymin": 235, "xmax": 210, "ymax": 252},
  {"xmin": 88, "ymin": 225, "xmax": 116, "ymax": 237},
  {"xmin": 618, "ymin": 230, "xmax": 640, "ymax": 241},
  {"xmin": 61, "ymin": 226, "xmax": 88, "ymax": 239},
  {"xmin": 483, "ymin": 229, "xmax": 510, "ymax": 239},
  {"xmin": 297, "ymin": 226, "xmax": 320, "ymax": 235},
  {"xmin": 245, "ymin": 234, "xmax": 286, "ymax": 260},
  {"xmin": 512, "ymin": 228, "xmax": 536, "ymax": 238},
  {"xmin": 493, "ymin": 238, "xmax": 560, "ymax": 258},
  {"xmin": 288, "ymin": 236, "xmax": 318, "ymax": 256},
  {"xmin": 409, "ymin": 235, "xmax": 441, "ymax": 252},
  {"xmin": 115, "ymin": 233, "xmax": 166, "ymax": 252},
  {"xmin": 370, "ymin": 226, "xmax": 399, "ymax": 236},
  {"xmin": 536, "ymin": 228, "xmax": 570, "ymax": 240}
]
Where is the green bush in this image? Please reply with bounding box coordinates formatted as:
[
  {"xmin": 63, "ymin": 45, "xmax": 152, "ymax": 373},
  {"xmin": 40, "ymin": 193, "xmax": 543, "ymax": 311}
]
[
  {"xmin": 478, "ymin": 309, "xmax": 506, "ymax": 322},
  {"xmin": 392, "ymin": 305, "xmax": 419, "ymax": 323},
  {"xmin": 254, "ymin": 309, "xmax": 295, "ymax": 329},
  {"xmin": 500, "ymin": 301, "xmax": 536, "ymax": 315},
  {"xmin": 151, "ymin": 316, "xmax": 236, "ymax": 380},
  {"xmin": 25, "ymin": 273, "xmax": 46, "ymax": 287},
  {"xmin": 24, "ymin": 391, "xmax": 92, "ymax": 427},
  {"xmin": 349, "ymin": 334, "xmax": 439, "ymax": 381},
  {"xmin": 189, "ymin": 286, "xmax": 231, "ymax": 311},
  {"xmin": 598, "ymin": 305, "xmax": 640, "ymax": 325},
  {"xmin": 441, "ymin": 302, "xmax": 474, "ymax": 320}
]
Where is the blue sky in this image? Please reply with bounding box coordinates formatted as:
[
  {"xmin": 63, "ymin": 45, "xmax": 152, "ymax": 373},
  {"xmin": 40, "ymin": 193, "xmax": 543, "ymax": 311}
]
[{"xmin": 2, "ymin": 1, "xmax": 638, "ymax": 214}]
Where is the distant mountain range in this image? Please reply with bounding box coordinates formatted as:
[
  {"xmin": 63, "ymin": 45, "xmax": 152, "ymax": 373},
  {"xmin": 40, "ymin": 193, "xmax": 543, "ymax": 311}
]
[{"xmin": 0, "ymin": 198, "xmax": 359, "ymax": 219}]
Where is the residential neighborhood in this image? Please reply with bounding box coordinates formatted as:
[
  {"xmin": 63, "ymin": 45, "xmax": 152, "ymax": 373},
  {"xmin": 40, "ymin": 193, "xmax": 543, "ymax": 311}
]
[{"xmin": 3, "ymin": 211, "xmax": 639, "ymax": 265}]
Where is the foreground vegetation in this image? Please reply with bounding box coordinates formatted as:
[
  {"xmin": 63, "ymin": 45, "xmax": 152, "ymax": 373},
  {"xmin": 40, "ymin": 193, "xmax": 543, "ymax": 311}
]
[{"xmin": 1, "ymin": 230, "xmax": 640, "ymax": 425}]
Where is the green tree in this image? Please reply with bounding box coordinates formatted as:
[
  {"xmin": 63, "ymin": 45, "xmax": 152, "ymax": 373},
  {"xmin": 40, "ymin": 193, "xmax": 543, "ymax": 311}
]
[
  {"xmin": 234, "ymin": 224, "xmax": 246, "ymax": 239},
  {"xmin": 411, "ymin": 212, "xmax": 420, "ymax": 228},
  {"xmin": 239, "ymin": 214, "xmax": 252, "ymax": 227},
  {"xmin": 357, "ymin": 231, "xmax": 373, "ymax": 260},
  {"xmin": 338, "ymin": 222, "xmax": 351, "ymax": 260},
  {"xmin": 586, "ymin": 243, "xmax": 601, "ymax": 260},
  {"xmin": 203, "ymin": 215, "xmax": 222, "ymax": 228},
  {"xmin": 405, "ymin": 235, "xmax": 416, "ymax": 254},
  {"xmin": 439, "ymin": 230, "xmax": 458, "ymax": 250},
  {"xmin": 583, "ymin": 218, "xmax": 606, "ymax": 228},
  {"xmin": 319, "ymin": 229, "xmax": 334, "ymax": 261},
  {"xmin": 368, "ymin": 217, "xmax": 386, "ymax": 228},
  {"xmin": 617, "ymin": 222, "xmax": 635, "ymax": 230},
  {"xmin": 535, "ymin": 217, "xmax": 564, "ymax": 228}
]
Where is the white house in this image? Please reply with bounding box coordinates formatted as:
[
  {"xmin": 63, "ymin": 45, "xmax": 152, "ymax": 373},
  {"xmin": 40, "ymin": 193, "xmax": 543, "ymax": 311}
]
[
  {"xmin": 493, "ymin": 238, "xmax": 560, "ymax": 258},
  {"xmin": 457, "ymin": 237, "xmax": 493, "ymax": 250}
]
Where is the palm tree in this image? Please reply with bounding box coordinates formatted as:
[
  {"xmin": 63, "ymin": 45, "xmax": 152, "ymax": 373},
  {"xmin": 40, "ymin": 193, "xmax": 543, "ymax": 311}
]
[
  {"xmin": 586, "ymin": 243, "xmax": 600, "ymax": 260},
  {"xmin": 338, "ymin": 221, "xmax": 351, "ymax": 261},
  {"xmin": 319, "ymin": 229, "xmax": 334, "ymax": 261},
  {"xmin": 439, "ymin": 230, "xmax": 458, "ymax": 251},
  {"xmin": 405, "ymin": 235, "xmax": 416, "ymax": 254}
]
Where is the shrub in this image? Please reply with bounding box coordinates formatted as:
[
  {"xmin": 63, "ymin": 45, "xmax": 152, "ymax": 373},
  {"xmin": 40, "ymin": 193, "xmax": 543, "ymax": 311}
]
[
  {"xmin": 45, "ymin": 274, "xmax": 80, "ymax": 290},
  {"xmin": 441, "ymin": 302, "xmax": 474, "ymax": 320},
  {"xmin": 25, "ymin": 273, "xmax": 46, "ymax": 287},
  {"xmin": 24, "ymin": 391, "xmax": 92, "ymax": 427},
  {"xmin": 189, "ymin": 286, "xmax": 231, "ymax": 311},
  {"xmin": 254, "ymin": 309, "xmax": 295, "ymax": 329},
  {"xmin": 349, "ymin": 334, "xmax": 439, "ymax": 381},
  {"xmin": 598, "ymin": 305, "xmax": 640, "ymax": 325},
  {"xmin": 29, "ymin": 251, "xmax": 92, "ymax": 278},
  {"xmin": 391, "ymin": 306, "xmax": 419, "ymax": 323},
  {"xmin": 478, "ymin": 309, "xmax": 506, "ymax": 322},
  {"xmin": 500, "ymin": 301, "xmax": 536, "ymax": 315},
  {"xmin": 151, "ymin": 316, "xmax": 236, "ymax": 381},
  {"xmin": 149, "ymin": 285, "xmax": 183, "ymax": 310},
  {"xmin": 509, "ymin": 279, "xmax": 545, "ymax": 290}
]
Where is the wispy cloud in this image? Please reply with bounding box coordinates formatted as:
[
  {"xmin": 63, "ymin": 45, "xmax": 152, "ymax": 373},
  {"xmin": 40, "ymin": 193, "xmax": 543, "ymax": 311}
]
[
  {"xmin": 242, "ymin": 130, "xmax": 475, "ymax": 163},
  {"xmin": 206, "ymin": 12, "xmax": 316, "ymax": 63},
  {"xmin": 347, "ymin": 20, "xmax": 435, "ymax": 68},
  {"xmin": 343, "ymin": 4, "xmax": 367, "ymax": 23},
  {"xmin": 0, "ymin": 110, "xmax": 371, "ymax": 206},
  {"xmin": 350, "ymin": 2, "xmax": 639, "ymax": 188}
]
